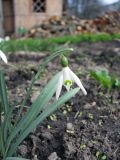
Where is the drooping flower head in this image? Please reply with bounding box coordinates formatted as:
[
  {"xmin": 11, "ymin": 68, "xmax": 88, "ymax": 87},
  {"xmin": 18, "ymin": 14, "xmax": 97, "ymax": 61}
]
[{"xmin": 56, "ymin": 53, "xmax": 87, "ymax": 99}]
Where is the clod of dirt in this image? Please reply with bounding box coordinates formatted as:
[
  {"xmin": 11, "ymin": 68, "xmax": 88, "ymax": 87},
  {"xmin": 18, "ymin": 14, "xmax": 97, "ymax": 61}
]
[{"xmin": 18, "ymin": 144, "xmax": 28, "ymax": 157}]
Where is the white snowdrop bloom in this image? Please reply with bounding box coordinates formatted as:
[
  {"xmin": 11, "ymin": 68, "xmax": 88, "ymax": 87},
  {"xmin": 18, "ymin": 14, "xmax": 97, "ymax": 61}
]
[
  {"xmin": 0, "ymin": 50, "xmax": 8, "ymax": 64},
  {"xmin": 56, "ymin": 66, "xmax": 87, "ymax": 99},
  {"xmin": 5, "ymin": 36, "xmax": 10, "ymax": 41},
  {"xmin": 0, "ymin": 38, "xmax": 4, "ymax": 43}
]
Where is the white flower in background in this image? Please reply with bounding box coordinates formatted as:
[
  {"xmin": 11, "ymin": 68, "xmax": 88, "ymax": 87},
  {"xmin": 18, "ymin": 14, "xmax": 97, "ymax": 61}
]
[
  {"xmin": 0, "ymin": 36, "xmax": 10, "ymax": 43},
  {"xmin": 0, "ymin": 38, "xmax": 4, "ymax": 43},
  {"xmin": 5, "ymin": 36, "xmax": 10, "ymax": 41},
  {"xmin": 56, "ymin": 54, "xmax": 87, "ymax": 99},
  {"xmin": 0, "ymin": 50, "xmax": 8, "ymax": 64}
]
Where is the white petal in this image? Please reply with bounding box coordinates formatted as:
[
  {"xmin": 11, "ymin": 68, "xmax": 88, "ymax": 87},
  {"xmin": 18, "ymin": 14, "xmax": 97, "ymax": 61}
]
[
  {"xmin": 0, "ymin": 50, "xmax": 7, "ymax": 63},
  {"xmin": 69, "ymin": 68, "xmax": 87, "ymax": 95},
  {"xmin": 56, "ymin": 73, "xmax": 63, "ymax": 100},
  {"xmin": 62, "ymin": 67, "xmax": 71, "ymax": 81},
  {"xmin": 62, "ymin": 67, "xmax": 72, "ymax": 91}
]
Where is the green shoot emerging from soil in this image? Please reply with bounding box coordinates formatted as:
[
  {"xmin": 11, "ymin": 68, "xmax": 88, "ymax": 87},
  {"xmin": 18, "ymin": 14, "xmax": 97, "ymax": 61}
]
[
  {"xmin": 90, "ymin": 70, "xmax": 120, "ymax": 90},
  {"xmin": 90, "ymin": 69, "xmax": 120, "ymax": 103},
  {"xmin": 0, "ymin": 48, "xmax": 84, "ymax": 160}
]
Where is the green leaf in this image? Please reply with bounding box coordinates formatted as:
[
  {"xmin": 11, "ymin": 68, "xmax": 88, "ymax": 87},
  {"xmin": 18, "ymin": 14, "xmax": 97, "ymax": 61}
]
[
  {"xmin": 90, "ymin": 71, "xmax": 101, "ymax": 81},
  {"xmin": 5, "ymin": 72, "xmax": 60, "ymax": 155},
  {"xmin": 17, "ymin": 72, "xmax": 60, "ymax": 132},
  {"xmin": 3, "ymin": 107, "xmax": 13, "ymax": 143},
  {"xmin": 114, "ymin": 79, "xmax": 120, "ymax": 89},
  {"xmin": 99, "ymin": 71, "xmax": 111, "ymax": 89},
  {"xmin": 7, "ymin": 88, "xmax": 79, "ymax": 156},
  {"xmin": 0, "ymin": 71, "xmax": 11, "ymax": 145},
  {"xmin": 0, "ymin": 70, "xmax": 9, "ymax": 114},
  {"xmin": 90, "ymin": 70, "xmax": 112, "ymax": 90},
  {"xmin": 6, "ymin": 157, "xmax": 29, "ymax": 160},
  {"xmin": 0, "ymin": 126, "xmax": 5, "ymax": 156}
]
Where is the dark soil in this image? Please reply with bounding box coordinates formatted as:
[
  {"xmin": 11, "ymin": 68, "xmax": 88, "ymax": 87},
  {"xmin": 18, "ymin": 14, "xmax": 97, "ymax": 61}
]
[{"xmin": 1, "ymin": 40, "xmax": 120, "ymax": 160}]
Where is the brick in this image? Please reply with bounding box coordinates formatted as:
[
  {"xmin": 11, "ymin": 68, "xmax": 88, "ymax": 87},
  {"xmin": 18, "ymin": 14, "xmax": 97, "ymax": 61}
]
[{"xmin": 14, "ymin": 0, "xmax": 63, "ymax": 30}]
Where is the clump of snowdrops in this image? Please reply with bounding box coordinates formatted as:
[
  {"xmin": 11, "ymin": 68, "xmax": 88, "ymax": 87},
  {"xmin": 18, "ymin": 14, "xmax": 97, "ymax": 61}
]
[{"xmin": 0, "ymin": 49, "xmax": 87, "ymax": 159}]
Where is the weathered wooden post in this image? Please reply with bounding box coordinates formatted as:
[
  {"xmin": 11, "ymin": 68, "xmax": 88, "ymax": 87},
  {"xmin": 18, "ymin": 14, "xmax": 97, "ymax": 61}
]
[{"xmin": 0, "ymin": 0, "xmax": 4, "ymax": 37}]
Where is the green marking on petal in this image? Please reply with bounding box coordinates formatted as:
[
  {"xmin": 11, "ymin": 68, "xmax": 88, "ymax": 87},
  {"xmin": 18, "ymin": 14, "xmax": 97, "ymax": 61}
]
[{"xmin": 64, "ymin": 80, "xmax": 72, "ymax": 86}]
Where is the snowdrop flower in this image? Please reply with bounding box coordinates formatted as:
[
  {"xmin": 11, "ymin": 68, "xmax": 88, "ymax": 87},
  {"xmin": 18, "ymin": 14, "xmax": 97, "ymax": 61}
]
[
  {"xmin": 56, "ymin": 55, "xmax": 87, "ymax": 99},
  {"xmin": 0, "ymin": 50, "xmax": 8, "ymax": 64},
  {"xmin": 5, "ymin": 36, "xmax": 10, "ymax": 41},
  {"xmin": 0, "ymin": 38, "xmax": 4, "ymax": 43},
  {"xmin": 0, "ymin": 36, "xmax": 10, "ymax": 43}
]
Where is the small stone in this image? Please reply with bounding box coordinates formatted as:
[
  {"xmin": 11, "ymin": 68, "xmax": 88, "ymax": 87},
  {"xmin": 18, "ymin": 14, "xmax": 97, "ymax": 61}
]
[
  {"xmin": 66, "ymin": 123, "xmax": 74, "ymax": 133},
  {"xmin": 48, "ymin": 152, "xmax": 61, "ymax": 160},
  {"xmin": 67, "ymin": 123, "xmax": 74, "ymax": 130}
]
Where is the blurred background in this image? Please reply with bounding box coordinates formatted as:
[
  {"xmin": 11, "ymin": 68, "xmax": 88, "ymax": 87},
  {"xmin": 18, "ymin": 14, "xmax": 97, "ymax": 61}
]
[
  {"xmin": 0, "ymin": 0, "xmax": 120, "ymax": 37},
  {"xmin": 0, "ymin": 1, "xmax": 120, "ymax": 160},
  {"xmin": 65, "ymin": 0, "xmax": 120, "ymax": 18}
]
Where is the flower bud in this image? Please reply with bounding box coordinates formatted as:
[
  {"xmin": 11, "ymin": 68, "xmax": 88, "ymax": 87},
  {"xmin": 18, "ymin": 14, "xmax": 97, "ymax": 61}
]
[{"xmin": 61, "ymin": 55, "xmax": 68, "ymax": 67}]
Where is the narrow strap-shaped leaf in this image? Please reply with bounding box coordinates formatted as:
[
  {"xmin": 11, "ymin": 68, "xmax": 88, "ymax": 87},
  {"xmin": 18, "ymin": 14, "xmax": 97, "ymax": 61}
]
[
  {"xmin": 3, "ymin": 107, "xmax": 13, "ymax": 143},
  {"xmin": 0, "ymin": 71, "xmax": 12, "ymax": 145},
  {"xmin": 6, "ymin": 157, "xmax": 29, "ymax": 160},
  {"xmin": 5, "ymin": 72, "xmax": 60, "ymax": 154},
  {"xmin": 21, "ymin": 75, "xmax": 59, "ymax": 131},
  {"xmin": 7, "ymin": 88, "xmax": 79, "ymax": 156},
  {"xmin": 0, "ymin": 125, "xmax": 5, "ymax": 156},
  {"xmin": 17, "ymin": 72, "xmax": 60, "ymax": 132},
  {"xmin": 0, "ymin": 70, "xmax": 9, "ymax": 114}
]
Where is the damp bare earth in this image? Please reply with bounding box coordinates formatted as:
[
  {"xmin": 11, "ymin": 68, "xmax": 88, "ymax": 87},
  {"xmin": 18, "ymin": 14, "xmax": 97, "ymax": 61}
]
[{"xmin": 2, "ymin": 40, "xmax": 120, "ymax": 160}]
